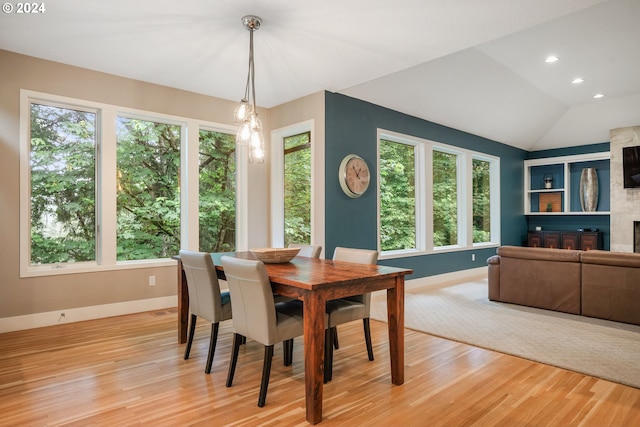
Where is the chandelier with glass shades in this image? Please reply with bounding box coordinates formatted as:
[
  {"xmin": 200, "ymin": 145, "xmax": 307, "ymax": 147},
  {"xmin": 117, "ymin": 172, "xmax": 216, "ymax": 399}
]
[{"xmin": 233, "ymin": 15, "xmax": 265, "ymax": 163}]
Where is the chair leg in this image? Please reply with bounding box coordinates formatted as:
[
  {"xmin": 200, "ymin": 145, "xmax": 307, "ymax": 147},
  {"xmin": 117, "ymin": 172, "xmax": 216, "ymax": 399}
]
[
  {"xmin": 258, "ymin": 345, "xmax": 274, "ymax": 407},
  {"xmin": 184, "ymin": 314, "xmax": 197, "ymax": 360},
  {"xmin": 363, "ymin": 318, "xmax": 374, "ymax": 361},
  {"xmin": 204, "ymin": 322, "xmax": 220, "ymax": 374},
  {"xmin": 226, "ymin": 333, "xmax": 242, "ymax": 387},
  {"xmin": 283, "ymin": 338, "xmax": 293, "ymax": 366},
  {"xmin": 324, "ymin": 327, "xmax": 333, "ymax": 383},
  {"xmin": 333, "ymin": 326, "xmax": 339, "ymax": 349}
]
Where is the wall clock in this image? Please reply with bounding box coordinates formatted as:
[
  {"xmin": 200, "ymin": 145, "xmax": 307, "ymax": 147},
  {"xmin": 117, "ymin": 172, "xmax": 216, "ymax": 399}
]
[{"xmin": 338, "ymin": 154, "xmax": 370, "ymax": 198}]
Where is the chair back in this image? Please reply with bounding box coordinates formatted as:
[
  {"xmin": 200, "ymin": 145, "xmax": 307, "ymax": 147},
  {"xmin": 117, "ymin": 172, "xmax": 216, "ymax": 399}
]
[
  {"xmin": 288, "ymin": 243, "xmax": 322, "ymax": 258},
  {"xmin": 332, "ymin": 247, "xmax": 379, "ymax": 310},
  {"xmin": 179, "ymin": 250, "xmax": 226, "ymax": 322},
  {"xmin": 333, "ymin": 247, "xmax": 378, "ymax": 265},
  {"xmin": 220, "ymin": 256, "xmax": 278, "ymax": 345}
]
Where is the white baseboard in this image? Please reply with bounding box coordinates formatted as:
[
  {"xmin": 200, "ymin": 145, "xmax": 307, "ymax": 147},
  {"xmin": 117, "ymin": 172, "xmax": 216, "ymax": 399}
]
[
  {"xmin": 405, "ymin": 266, "xmax": 488, "ymax": 291},
  {"xmin": 0, "ymin": 296, "xmax": 177, "ymax": 334},
  {"xmin": 371, "ymin": 266, "xmax": 488, "ymax": 297}
]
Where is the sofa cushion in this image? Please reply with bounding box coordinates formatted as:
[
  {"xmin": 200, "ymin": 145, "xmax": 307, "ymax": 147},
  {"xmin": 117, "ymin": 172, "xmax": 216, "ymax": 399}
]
[
  {"xmin": 581, "ymin": 251, "xmax": 640, "ymax": 325},
  {"xmin": 499, "ymin": 255, "xmax": 581, "ymax": 314}
]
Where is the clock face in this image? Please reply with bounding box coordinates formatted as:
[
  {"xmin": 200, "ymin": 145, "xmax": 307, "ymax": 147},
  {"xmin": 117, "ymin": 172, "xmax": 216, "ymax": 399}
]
[{"xmin": 339, "ymin": 154, "xmax": 370, "ymax": 198}]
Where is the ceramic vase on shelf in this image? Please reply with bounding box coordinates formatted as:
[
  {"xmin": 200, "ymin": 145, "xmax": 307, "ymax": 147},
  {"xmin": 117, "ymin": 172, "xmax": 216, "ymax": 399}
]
[{"xmin": 579, "ymin": 168, "xmax": 599, "ymax": 212}]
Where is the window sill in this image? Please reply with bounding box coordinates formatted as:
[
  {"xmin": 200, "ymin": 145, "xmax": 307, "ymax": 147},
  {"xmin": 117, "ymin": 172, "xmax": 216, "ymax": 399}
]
[{"xmin": 20, "ymin": 258, "xmax": 177, "ymax": 278}]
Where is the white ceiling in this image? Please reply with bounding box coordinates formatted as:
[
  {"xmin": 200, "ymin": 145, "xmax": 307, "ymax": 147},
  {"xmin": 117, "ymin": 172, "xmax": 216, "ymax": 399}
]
[{"xmin": 1, "ymin": 0, "xmax": 639, "ymax": 151}]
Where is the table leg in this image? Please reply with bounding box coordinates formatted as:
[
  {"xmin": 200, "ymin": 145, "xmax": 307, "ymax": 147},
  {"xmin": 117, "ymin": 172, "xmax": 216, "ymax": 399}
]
[
  {"xmin": 303, "ymin": 291, "xmax": 325, "ymax": 424},
  {"xmin": 386, "ymin": 276, "xmax": 405, "ymax": 385},
  {"xmin": 176, "ymin": 259, "xmax": 189, "ymax": 344}
]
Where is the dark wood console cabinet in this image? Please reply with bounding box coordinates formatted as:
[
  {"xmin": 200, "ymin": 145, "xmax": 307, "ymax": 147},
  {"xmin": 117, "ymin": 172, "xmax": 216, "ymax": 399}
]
[{"xmin": 527, "ymin": 230, "xmax": 603, "ymax": 250}]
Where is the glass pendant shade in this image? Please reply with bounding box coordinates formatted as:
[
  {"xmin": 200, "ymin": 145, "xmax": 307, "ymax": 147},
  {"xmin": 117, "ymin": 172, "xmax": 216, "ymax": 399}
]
[
  {"xmin": 233, "ymin": 99, "xmax": 250, "ymax": 124},
  {"xmin": 235, "ymin": 121, "xmax": 251, "ymax": 145},
  {"xmin": 248, "ymin": 115, "xmax": 264, "ymax": 163}
]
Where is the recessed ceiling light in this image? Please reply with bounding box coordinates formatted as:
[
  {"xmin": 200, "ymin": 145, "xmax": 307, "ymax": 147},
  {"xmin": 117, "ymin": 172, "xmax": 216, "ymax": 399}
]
[
  {"xmin": 572, "ymin": 78, "xmax": 585, "ymax": 84},
  {"xmin": 593, "ymin": 93, "xmax": 605, "ymax": 99},
  {"xmin": 545, "ymin": 56, "xmax": 559, "ymax": 63}
]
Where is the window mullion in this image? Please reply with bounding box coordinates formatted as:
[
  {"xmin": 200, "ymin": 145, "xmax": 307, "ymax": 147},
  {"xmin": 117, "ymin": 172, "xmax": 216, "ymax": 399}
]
[{"xmin": 100, "ymin": 107, "xmax": 117, "ymax": 266}]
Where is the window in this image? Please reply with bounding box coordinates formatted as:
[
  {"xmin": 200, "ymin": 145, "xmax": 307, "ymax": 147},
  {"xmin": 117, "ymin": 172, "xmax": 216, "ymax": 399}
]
[
  {"xmin": 473, "ymin": 158, "xmax": 491, "ymax": 243},
  {"xmin": 21, "ymin": 90, "xmax": 247, "ymax": 277},
  {"xmin": 379, "ymin": 139, "xmax": 416, "ymax": 251},
  {"xmin": 378, "ymin": 129, "xmax": 500, "ymax": 258},
  {"xmin": 433, "ymin": 150, "xmax": 458, "ymax": 247},
  {"xmin": 28, "ymin": 102, "xmax": 97, "ymax": 265},
  {"xmin": 283, "ymin": 132, "xmax": 311, "ymax": 246},
  {"xmin": 116, "ymin": 116, "xmax": 181, "ymax": 260},
  {"xmin": 198, "ymin": 129, "xmax": 236, "ymax": 252}
]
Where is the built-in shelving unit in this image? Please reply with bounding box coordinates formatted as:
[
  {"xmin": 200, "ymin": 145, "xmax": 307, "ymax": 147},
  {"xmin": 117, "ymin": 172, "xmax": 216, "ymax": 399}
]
[{"xmin": 524, "ymin": 152, "xmax": 611, "ymax": 215}]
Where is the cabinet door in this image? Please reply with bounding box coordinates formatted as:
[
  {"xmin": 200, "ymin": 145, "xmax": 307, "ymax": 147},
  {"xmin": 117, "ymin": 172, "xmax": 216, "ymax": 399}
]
[
  {"xmin": 543, "ymin": 232, "xmax": 561, "ymax": 249},
  {"xmin": 561, "ymin": 232, "xmax": 579, "ymax": 250},
  {"xmin": 527, "ymin": 231, "xmax": 543, "ymax": 248},
  {"xmin": 580, "ymin": 232, "xmax": 602, "ymax": 250}
]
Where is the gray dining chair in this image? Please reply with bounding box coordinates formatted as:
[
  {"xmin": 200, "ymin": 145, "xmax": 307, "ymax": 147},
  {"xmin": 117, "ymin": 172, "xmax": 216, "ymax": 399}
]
[
  {"xmin": 221, "ymin": 256, "xmax": 306, "ymax": 407},
  {"xmin": 324, "ymin": 246, "xmax": 379, "ymax": 382},
  {"xmin": 288, "ymin": 243, "xmax": 322, "ymax": 258},
  {"xmin": 179, "ymin": 250, "xmax": 232, "ymax": 374}
]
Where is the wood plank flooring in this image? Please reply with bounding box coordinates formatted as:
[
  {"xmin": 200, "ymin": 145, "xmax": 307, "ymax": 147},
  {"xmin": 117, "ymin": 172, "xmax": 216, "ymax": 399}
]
[{"xmin": 1, "ymin": 308, "xmax": 639, "ymax": 426}]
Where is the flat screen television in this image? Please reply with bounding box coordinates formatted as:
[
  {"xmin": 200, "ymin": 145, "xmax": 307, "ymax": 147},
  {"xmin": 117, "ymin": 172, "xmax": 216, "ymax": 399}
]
[{"xmin": 623, "ymin": 146, "xmax": 640, "ymax": 188}]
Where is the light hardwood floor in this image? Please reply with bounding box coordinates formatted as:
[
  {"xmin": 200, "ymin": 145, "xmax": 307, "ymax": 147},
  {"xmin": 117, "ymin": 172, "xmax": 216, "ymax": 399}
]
[{"xmin": 1, "ymin": 307, "xmax": 639, "ymax": 426}]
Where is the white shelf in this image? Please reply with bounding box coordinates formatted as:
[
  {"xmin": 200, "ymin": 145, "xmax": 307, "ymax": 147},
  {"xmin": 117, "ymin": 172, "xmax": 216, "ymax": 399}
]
[
  {"xmin": 524, "ymin": 152, "xmax": 610, "ymax": 215},
  {"xmin": 527, "ymin": 188, "xmax": 565, "ymax": 194}
]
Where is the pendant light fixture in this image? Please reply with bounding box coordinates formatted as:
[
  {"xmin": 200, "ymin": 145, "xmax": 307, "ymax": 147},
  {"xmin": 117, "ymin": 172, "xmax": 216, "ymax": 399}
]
[{"xmin": 234, "ymin": 15, "xmax": 264, "ymax": 163}]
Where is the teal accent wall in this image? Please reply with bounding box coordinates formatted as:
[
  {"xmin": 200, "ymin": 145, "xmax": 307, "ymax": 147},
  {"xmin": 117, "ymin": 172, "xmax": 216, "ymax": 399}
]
[
  {"xmin": 324, "ymin": 92, "xmax": 528, "ymax": 278},
  {"xmin": 526, "ymin": 143, "xmax": 611, "ymax": 250}
]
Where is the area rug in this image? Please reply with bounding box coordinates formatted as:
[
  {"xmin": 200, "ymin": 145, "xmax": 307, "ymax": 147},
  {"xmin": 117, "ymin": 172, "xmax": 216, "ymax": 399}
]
[{"xmin": 370, "ymin": 278, "xmax": 640, "ymax": 389}]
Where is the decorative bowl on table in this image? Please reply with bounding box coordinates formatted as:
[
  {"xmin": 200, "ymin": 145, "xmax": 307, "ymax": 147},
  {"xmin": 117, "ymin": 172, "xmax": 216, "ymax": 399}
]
[{"xmin": 250, "ymin": 247, "xmax": 300, "ymax": 264}]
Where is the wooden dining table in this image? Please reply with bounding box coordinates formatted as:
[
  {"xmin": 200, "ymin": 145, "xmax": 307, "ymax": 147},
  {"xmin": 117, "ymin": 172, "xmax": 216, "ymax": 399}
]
[{"xmin": 174, "ymin": 251, "xmax": 413, "ymax": 425}]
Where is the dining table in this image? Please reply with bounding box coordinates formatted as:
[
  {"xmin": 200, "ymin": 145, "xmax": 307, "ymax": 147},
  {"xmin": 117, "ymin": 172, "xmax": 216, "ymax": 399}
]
[{"xmin": 174, "ymin": 251, "xmax": 413, "ymax": 425}]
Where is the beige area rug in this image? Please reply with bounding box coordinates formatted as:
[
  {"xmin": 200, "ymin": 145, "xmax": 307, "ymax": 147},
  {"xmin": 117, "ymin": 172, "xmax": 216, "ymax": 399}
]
[{"xmin": 371, "ymin": 278, "xmax": 640, "ymax": 389}]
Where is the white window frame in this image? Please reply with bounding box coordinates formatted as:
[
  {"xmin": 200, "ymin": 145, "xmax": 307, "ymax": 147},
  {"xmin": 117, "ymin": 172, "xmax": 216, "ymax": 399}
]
[
  {"xmin": 377, "ymin": 129, "xmax": 500, "ymax": 260},
  {"xmin": 19, "ymin": 90, "xmax": 247, "ymax": 277},
  {"xmin": 376, "ymin": 130, "xmax": 426, "ymax": 257},
  {"xmin": 270, "ymin": 120, "xmax": 324, "ymax": 252},
  {"xmin": 471, "ymin": 153, "xmax": 501, "ymax": 248}
]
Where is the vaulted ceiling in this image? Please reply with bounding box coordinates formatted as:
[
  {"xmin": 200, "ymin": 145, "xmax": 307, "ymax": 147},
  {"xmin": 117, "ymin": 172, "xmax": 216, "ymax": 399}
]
[{"xmin": 1, "ymin": 0, "xmax": 639, "ymax": 151}]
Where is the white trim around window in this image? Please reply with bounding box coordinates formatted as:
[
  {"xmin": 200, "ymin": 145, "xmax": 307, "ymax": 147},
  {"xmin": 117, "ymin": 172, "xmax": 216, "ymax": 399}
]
[
  {"xmin": 19, "ymin": 89, "xmax": 246, "ymax": 277},
  {"xmin": 377, "ymin": 129, "xmax": 500, "ymax": 260},
  {"xmin": 270, "ymin": 120, "xmax": 325, "ymax": 253}
]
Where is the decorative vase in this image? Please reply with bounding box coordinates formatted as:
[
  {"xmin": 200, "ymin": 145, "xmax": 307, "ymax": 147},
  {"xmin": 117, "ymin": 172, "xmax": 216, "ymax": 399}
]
[{"xmin": 579, "ymin": 168, "xmax": 598, "ymax": 212}]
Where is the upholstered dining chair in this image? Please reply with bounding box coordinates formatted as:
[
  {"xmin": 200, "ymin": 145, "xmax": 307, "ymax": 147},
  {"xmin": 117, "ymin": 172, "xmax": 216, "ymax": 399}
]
[
  {"xmin": 288, "ymin": 243, "xmax": 322, "ymax": 258},
  {"xmin": 179, "ymin": 250, "xmax": 232, "ymax": 374},
  {"xmin": 221, "ymin": 256, "xmax": 306, "ymax": 408},
  {"xmin": 324, "ymin": 246, "xmax": 379, "ymax": 382}
]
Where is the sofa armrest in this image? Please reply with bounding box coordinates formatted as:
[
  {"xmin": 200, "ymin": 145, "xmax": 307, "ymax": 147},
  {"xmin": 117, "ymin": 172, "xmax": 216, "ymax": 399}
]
[{"xmin": 487, "ymin": 255, "xmax": 500, "ymax": 301}]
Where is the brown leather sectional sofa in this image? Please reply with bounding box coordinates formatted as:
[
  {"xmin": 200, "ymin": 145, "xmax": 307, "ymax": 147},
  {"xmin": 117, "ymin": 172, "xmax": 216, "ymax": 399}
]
[{"xmin": 487, "ymin": 246, "xmax": 640, "ymax": 326}]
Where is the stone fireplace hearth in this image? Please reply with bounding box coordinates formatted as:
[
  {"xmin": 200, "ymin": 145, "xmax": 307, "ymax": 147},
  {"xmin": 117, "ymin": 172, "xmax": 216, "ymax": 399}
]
[{"xmin": 610, "ymin": 126, "xmax": 640, "ymax": 253}]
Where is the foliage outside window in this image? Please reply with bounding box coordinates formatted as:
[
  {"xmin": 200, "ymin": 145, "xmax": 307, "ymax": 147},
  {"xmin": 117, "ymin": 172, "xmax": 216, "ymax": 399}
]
[
  {"xmin": 283, "ymin": 132, "xmax": 311, "ymax": 246},
  {"xmin": 22, "ymin": 91, "xmax": 248, "ymax": 277},
  {"xmin": 116, "ymin": 117, "xmax": 181, "ymax": 260},
  {"xmin": 379, "ymin": 139, "xmax": 416, "ymax": 251},
  {"xmin": 473, "ymin": 159, "xmax": 491, "ymax": 243},
  {"xmin": 433, "ymin": 150, "xmax": 458, "ymax": 247},
  {"xmin": 29, "ymin": 103, "xmax": 97, "ymax": 264},
  {"xmin": 198, "ymin": 129, "xmax": 236, "ymax": 252}
]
